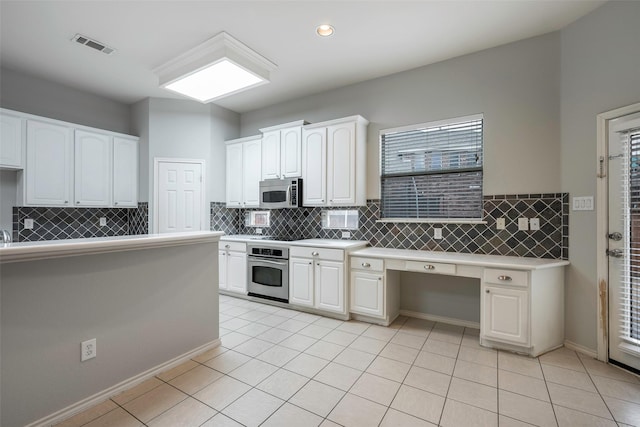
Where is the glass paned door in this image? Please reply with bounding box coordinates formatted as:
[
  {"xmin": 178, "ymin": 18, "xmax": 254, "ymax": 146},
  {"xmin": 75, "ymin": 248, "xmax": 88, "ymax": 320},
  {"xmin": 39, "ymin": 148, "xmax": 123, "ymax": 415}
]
[{"xmin": 608, "ymin": 113, "xmax": 640, "ymax": 372}]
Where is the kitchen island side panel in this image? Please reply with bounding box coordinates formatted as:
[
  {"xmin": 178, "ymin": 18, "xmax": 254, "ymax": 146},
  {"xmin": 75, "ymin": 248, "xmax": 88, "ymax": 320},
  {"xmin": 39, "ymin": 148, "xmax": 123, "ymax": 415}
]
[{"xmin": 1, "ymin": 241, "xmax": 218, "ymax": 427}]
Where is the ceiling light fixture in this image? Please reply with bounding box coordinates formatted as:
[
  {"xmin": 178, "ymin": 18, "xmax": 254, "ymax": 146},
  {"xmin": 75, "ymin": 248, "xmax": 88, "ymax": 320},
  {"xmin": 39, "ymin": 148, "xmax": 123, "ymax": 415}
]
[
  {"xmin": 316, "ymin": 24, "xmax": 335, "ymax": 37},
  {"xmin": 154, "ymin": 32, "xmax": 277, "ymax": 103}
]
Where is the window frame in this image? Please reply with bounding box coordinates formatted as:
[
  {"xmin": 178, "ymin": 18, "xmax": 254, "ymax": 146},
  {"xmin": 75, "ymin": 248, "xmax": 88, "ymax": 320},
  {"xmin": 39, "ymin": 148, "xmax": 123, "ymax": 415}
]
[{"xmin": 378, "ymin": 113, "xmax": 485, "ymax": 223}]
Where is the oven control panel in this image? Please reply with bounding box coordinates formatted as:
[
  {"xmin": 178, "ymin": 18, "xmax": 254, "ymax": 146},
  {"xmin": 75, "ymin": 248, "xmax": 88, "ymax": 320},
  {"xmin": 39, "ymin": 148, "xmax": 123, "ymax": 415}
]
[{"xmin": 249, "ymin": 246, "xmax": 289, "ymax": 259}]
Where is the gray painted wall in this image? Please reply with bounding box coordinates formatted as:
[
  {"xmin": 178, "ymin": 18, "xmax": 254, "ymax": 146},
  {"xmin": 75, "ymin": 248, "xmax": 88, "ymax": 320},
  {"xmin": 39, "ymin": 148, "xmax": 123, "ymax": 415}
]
[
  {"xmin": 0, "ymin": 67, "xmax": 131, "ymax": 134},
  {"xmin": 0, "ymin": 242, "xmax": 219, "ymax": 427},
  {"xmin": 560, "ymin": 1, "xmax": 640, "ymax": 351},
  {"xmin": 240, "ymin": 32, "xmax": 561, "ymax": 198},
  {"xmin": 400, "ymin": 273, "xmax": 481, "ymax": 324}
]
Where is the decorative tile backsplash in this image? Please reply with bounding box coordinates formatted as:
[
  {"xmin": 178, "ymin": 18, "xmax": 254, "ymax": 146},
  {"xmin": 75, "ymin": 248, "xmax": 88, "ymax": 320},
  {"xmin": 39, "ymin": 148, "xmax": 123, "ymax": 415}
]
[
  {"xmin": 213, "ymin": 193, "xmax": 568, "ymax": 259},
  {"xmin": 13, "ymin": 203, "xmax": 149, "ymax": 242}
]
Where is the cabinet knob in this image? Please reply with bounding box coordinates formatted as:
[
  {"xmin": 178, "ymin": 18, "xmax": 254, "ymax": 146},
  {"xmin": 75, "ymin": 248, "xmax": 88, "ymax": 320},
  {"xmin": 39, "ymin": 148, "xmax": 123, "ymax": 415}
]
[
  {"xmin": 76, "ymin": 201, "xmax": 80, "ymax": 204},
  {"xmin": 225, "ymin": 244, "xmax": 230, "ymax": 249},
  {"xmin": 424, "ymin": 264, "xmax": 435, "ymax": 270},
  {"xmin": 362, "ymin": 262, "xmax": 371, "ymax": 268},
  {"xmin": 379, "ymin": 277, "xmax": 382, "ymax": 280},
  {"xmin": 321, "ymin": 200, "xmax": 324, "ymax": 202},
  {"xmin": 114, "ymin": 202, "xmax": 118, "ymax": 205},
  {"xmin": 498, "ymin": 275, "xmax": 512, "ymax": 282},
  {"xmin": 486, "ymin": 289, "xmax": 490, "ymax": 293},
  {"xmin": 64, "ymin": 201, "xmax": 68, "ymax": 204},
  {"xmin": 311, "ymin": 251, "xmax": 319, "ymax": 256},
  {"xmin": 309, "ymin": 262, "xmax": 312, "ymax": 265}
]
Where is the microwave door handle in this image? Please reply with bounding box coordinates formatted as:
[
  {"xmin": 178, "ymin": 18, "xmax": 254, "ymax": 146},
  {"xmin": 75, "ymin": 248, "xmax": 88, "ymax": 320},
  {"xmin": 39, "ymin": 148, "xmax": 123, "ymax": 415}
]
[{"xmin": 287, "ymin": 185, "xmax": 292, "ymax": 203}]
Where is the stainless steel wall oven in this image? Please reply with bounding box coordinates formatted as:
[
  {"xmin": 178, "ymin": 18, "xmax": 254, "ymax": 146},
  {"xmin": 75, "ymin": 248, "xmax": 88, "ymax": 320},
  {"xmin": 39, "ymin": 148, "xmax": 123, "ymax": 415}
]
[{"xmin": 247, "ymin": 244, "xmax": 289, "ymax": 303}]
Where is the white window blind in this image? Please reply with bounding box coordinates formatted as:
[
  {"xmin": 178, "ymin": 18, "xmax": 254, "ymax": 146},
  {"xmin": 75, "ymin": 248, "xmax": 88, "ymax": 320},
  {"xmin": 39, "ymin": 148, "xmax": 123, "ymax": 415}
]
[
  {"xmin": 622, "ymin": 130, "xmax": 640, "ymax": 343},
  {"xmin": 380, "ymin": 114, "xmax": 483, "ymax": 220}
]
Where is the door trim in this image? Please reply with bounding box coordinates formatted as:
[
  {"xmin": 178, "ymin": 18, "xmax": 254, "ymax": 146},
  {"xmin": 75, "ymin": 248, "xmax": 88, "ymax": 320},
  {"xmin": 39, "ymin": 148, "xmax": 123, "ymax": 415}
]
[
  {"xmin": 596, "ymin": 102, "xmax": 640, "ymax": 362},
  {"xmin": 152, "ymin": 157, "xmax": 206, "ymax": 234}
]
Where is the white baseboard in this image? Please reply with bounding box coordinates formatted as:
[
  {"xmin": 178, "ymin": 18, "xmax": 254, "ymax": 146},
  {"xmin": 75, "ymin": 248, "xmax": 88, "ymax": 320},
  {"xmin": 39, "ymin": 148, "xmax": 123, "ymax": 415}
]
[
  {"xmin": 399, "ymin": 309, "xmax": 480, "ymax": 329},
  {"xmin": 564, "ymin": 339, "xmax": 598, "ymax": 359},
  {"xmin": 26, "ymin": 339, "xmax": 221, "ymax": 427}
]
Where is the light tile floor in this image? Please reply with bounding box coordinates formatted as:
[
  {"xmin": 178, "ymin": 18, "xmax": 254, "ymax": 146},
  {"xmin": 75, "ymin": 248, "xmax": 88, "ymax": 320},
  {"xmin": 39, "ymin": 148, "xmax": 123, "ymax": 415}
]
[{"xmin": 57, "ymin": 295, "xmax": 640, "ymax": 427}]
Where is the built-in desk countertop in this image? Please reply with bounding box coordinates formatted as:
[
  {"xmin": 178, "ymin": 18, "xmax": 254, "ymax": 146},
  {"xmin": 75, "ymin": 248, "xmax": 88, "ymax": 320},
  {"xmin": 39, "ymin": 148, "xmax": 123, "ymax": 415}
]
[{"xmin": 347, "ymin": 247, "xmax": 569, "ymax": 357}]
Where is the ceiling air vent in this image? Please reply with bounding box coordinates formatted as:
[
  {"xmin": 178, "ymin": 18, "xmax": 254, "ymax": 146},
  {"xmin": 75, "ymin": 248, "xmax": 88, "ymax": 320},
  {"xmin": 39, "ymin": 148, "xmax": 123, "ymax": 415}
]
[{"xmin": 71, "ymin": 34, "xmax": 115, "ymax": 55}]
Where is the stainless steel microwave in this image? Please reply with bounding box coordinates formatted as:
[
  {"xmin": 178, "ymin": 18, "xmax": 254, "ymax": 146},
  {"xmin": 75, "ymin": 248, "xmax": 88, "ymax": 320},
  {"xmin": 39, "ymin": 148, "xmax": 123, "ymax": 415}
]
[{"xmin": 259, "ymin": 178, "xmax": 303, "ymax": 209}]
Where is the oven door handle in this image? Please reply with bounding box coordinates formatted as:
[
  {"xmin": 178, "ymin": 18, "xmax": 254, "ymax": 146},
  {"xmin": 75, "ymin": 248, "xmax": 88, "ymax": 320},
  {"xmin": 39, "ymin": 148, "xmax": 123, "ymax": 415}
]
[{"xmin": 250, "ymin": 258, "xmax": 288, "ymax": 267}]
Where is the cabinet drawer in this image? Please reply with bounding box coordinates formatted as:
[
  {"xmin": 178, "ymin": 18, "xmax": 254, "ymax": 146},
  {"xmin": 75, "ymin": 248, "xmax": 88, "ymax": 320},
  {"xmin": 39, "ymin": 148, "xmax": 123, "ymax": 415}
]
[
  {"xmin": 351, "ymin": 257, "xmax": 384, "ymax": 272},
  {"xmin": 219, "ymin": 241, "xmax": 247, "ymax": 252},
  {"xmin": 483, "ymin": 268, "xmax": 528, "ymax": 287},
  {"xmin": 405, "ymin": 260, "xmax": 456, "ymax": 275},
  {"xmin": 290, "ymin": 246, "xmax": 344, "ymax": 261}
]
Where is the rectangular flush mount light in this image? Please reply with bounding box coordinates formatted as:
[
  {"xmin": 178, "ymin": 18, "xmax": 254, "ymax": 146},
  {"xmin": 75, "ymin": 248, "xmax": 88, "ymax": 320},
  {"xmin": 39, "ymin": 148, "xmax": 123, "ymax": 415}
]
[{"xmin": 154, "ymin": 32, "xmax": 277, "ymax": 103}]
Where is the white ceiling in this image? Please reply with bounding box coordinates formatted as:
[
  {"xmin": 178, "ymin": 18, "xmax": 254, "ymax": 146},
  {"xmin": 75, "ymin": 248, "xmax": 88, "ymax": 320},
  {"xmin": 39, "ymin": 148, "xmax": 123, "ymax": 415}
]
[{"xmin": 0, "ymin": 1, "xmax": 605, "ymax": 114}]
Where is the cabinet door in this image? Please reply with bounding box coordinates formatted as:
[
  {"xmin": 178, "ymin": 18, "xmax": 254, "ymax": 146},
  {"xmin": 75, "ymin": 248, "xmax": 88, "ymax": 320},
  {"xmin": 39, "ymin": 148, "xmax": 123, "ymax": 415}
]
[
  {"xmin": 290, "ymin": 257, "xmax": 314, "ymax": 307},
  {"xmin": 113, "ymin": 137, "xmax": 138, "ymax": 207},
  {"xmin": 0, "ymin": 113, "xmax": 23, "ymax": 168},
  {"xmin": 219, "ymin": 250, "xmax": 228, "ymax": 290},
  {"xmin": 315, "ymin": 260, "xmax": 344, "ymax": 313},
  {"xmin": 227, "ymin": 251, "xmax": 247, "ymax": 294},
  {"xmin": 482, "ymin": 285, "xmax": 529, "ymax": 345},
  {"xmin": 301, "ymin": 127, "xmax": 327, "ymax": 206},
  {"xmin": 26, "ymin": 120, "xmax": 73, "ymax": 206},
  {"xmin": 75, "ymin": 130, "xmax": 112, "ymax": 207},
  {"xmin": 243, "ymin": 139, "xmax": 262, "ymax": 207},
  {"xmin": 261, "ymin": 130, "xmax": 281, "ymax": 180},
  {"xmin": 280, "ymin": 126, "xmax": 302, "ymax": 178},
  {"xmin": 226, "ymin": 143, "xmax": 244, "ymax": 208},
  {"xmin": 350, "ymin": 271, "xmax": 384, "ymax": 317},
  {"xmin": 327, "ymin": 122, "xmax": 356, "ymax": 205}
]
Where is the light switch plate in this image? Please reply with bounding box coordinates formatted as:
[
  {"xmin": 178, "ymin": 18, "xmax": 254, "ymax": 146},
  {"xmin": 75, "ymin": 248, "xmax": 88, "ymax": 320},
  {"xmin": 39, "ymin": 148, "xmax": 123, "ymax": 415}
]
[
  {"xmin": 572, "ymin": 196, "xmax": 594, "ymax": 211},
  {"xmin": 518, "ymin": 218, "xmax": 529, "ymax": 231},
  {"xmin": 99, "ymin": 217, "xmax": 107, "ymax": 227},
  {"xmin": 530, "ymin": 218, "xmax": 540, "ymax": 230},
  {"xmin": 24, "ymin": 219, "xmax": 34, "ymax": 229},
  {"xmin": 496, "ymin": 218, "xmax": 506, "ymax": 230},
  {"xmin": 433, "ymin": 228, "xmax": 443, "ymax": 240}
]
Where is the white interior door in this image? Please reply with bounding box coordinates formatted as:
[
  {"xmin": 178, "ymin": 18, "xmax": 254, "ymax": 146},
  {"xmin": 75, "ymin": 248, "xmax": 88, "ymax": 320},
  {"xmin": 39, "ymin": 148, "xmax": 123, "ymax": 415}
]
[
  {"xmin": 608, "ymin": 112, "xmax": 640, "ymax": 372},
  {"xmin": 157, "ymin": 160, "xmax": 204, "ymax": 233}
]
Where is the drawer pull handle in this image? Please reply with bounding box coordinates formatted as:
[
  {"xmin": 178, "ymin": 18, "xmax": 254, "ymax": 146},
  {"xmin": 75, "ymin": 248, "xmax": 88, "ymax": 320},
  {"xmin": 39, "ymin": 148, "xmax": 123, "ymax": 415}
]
[
  {"xmin": 311, "ymin": 251, "xmax": 319, "ymax": 256},
  {"xmin": 424, "ymin": 265, "xmax": 436, "ymax": 270},
  {"xmin": 362, "ymin": 262, "xmax": 371, "ymax": 268},
  {"xmin": 498, "ymin": 275, "xmax": 512, "ymax": 282}
]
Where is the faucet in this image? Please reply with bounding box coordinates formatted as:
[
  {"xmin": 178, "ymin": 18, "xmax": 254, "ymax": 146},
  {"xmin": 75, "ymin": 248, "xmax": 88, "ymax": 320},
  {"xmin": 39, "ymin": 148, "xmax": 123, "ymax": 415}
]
[{"xmin": 2, "ymin": 229, "xmax": 12, "ymax": 244}]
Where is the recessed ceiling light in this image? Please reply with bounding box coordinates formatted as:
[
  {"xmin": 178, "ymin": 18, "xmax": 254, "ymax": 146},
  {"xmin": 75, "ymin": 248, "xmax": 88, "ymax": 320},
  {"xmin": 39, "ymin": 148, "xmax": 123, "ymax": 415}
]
[
  {"xmin": 154, "ymin": 32, "xmax": 277, "ymax": 103},
  {"xmin": 316, "ymin": 24, "xmax": 335, "ymax": 37}
]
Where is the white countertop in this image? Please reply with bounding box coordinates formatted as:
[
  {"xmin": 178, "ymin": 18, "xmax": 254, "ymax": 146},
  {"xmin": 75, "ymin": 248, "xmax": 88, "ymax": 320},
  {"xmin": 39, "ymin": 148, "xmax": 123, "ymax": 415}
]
[
  {"xmin": 221, "ymin": 235, "xmax": 369, "ymax": 250},
  {"xmin": 350, "ymin": 247, "xmax": 569, "ymax": 270},
  {"xmin": 0, "ymin": 231, "xmax": 224, "ymax": 263}
]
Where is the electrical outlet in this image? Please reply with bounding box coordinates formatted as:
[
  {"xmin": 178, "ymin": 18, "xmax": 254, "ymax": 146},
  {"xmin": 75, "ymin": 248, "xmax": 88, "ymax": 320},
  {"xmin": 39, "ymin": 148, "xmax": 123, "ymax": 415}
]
[
  {"xmin": 81, "ymin": 338, "xmax": 96, "ymax": 362},
  {"xmin": 24, "ymin": 218, "xmax": 34, "ymax": 230},
  {"xmin": 255, "ymin": 228, "xmax": 263, "ymax": 235},
  {"xmin": 496, "ymin": 218, "xmax": 506, "ymax": 230},
  {"xmin": 99, "ymin": 217, "xmax": 107, "ymax": 227},
  {"xmin": 530, "ymin": 218, "xmax": 540, "ymax": 231},
  {"xmin": 433, "ymin": 228, "xmax": 443, "ymax": 240},
  {"xmin": 518, "ymin": 218, "xmax": 529, "ymax": 231},
  {"xmin": 341, "ymin": 231, "xmax": 351, "ymax": 239}
]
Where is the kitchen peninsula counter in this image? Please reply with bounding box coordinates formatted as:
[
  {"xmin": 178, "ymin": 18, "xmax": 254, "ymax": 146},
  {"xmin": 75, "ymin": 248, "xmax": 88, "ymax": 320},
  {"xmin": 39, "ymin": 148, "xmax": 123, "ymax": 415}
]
[{"xmin": 1, "ymin": 231, "xmax": 223, "ymax": 427}]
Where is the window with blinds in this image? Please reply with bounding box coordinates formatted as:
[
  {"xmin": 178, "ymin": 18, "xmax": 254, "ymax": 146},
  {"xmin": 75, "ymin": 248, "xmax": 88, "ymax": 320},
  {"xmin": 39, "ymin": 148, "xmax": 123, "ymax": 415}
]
[
  {"xmin": 380, "ymin": 114, "xmax": 483, "ymax": 220},
  {"xmin": 625, "ymin": 131, "xmax": 640, "ymax": 342}
]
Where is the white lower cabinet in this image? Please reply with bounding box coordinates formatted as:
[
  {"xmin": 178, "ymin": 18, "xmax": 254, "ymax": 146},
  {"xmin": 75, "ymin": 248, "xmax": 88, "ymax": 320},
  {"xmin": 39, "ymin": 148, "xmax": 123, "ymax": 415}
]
[
  {"xmin": 290, "ymin": 246, "xmax": 346, "ymax": 314},
  {"xmin": 482, "ymin": 285, "xmax": 529, "ymax": 345},
  {"xmin": 219, "ymin": 242, "xmax": 247, "ymax": 295},
  {"xmin": 350, "ymin": 271, "xmax": 384, "ymax": 317}
]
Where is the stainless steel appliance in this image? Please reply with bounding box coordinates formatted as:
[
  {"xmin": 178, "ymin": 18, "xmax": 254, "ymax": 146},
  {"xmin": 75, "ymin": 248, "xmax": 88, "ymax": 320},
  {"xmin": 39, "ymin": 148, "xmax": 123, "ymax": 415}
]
[
  {"xmin": 247, "ymin": 243, "xmax": 289, "ymax": 303},
  {"xmin": 259, "ymin": 178, "xmax": 303, "ymax": 209}
]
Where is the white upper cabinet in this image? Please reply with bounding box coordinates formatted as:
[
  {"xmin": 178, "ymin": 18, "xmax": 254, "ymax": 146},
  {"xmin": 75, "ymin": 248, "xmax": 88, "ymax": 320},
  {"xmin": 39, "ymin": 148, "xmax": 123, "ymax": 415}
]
[
  {"xmin": 301, "ymin": 115, "xmax": 368, "ymax": 207},
  {"xmin": 301, "ymin": 127, "xmax": 327, "ymax": 206},
  {"xmin": 75, "ymin": 130, "xmax": 112, "ymax": 207},
  {"xmin": 260, "ymin": 121, "xmax": 306, "ymax": 180},
  {"xmin": 113, "ymin": 137, "xmax": 138, "ymax": 207},
  {"xmin": 225, "ymin": 135, "xmax": 262, "ymax": 208},
  {"xmin": 25, "ymin": 120, "xmax": 73, "ymax": 206},
  {"xmin": 243, "ymin": 138, "xmax": 262, "ymax": 207},
  {"xmin": 0, "ymin": 110, "xmax": 24, "ymax": 169}
]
